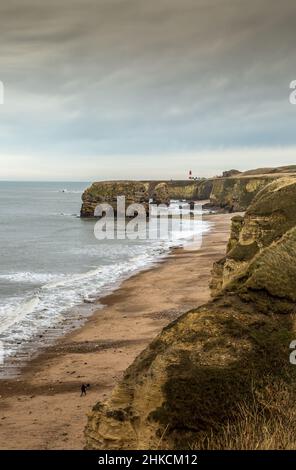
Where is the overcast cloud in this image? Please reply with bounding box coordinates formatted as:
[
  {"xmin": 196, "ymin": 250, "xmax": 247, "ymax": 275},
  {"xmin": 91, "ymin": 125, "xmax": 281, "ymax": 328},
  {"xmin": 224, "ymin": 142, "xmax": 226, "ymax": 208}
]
[{"xmin": 0, "ymin": 0, "xmax": 296, "ymax": 180}]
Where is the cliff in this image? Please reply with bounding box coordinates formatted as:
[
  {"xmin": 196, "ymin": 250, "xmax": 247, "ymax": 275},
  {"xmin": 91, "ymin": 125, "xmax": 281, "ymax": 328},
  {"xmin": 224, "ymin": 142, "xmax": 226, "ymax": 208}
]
[
  {"xmin": 166, "ymin": 179, "xmax": 213, "ymax": 201},
  {"xmin": 208, "ymin": 175, "xmax": 279, "ymax": 212},
  {"xmin": 85, "ymin": 176, "xmax": 296, "ymax": 450},
  {"xmin": 80, "ymin": 181, "xmax": 149, "ymax": 217},
  {"xmin": 81, "ymin": 166, "xmax": 296, "ymax": 217},
  {"xmin": 207, "ymin": 165, "xmax": 296, "ymax": 212},
  {"xmin": 211, "ymin": 177, "xmax": 296, "ymax": 313},
  {"xmin": 80, "ymin": 180, "xmax": 214, "ymax": 217}
]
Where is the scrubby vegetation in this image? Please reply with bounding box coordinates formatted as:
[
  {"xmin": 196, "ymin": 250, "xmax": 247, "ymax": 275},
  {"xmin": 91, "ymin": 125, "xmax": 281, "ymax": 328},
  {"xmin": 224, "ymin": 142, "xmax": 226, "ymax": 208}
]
[
  {"xmin": 85, "ymin": 175, "xmax": 296, "ymax": 450},
  {"xmin": 191, "ymin": 380, "xmax": 296, "ymax": 450}
]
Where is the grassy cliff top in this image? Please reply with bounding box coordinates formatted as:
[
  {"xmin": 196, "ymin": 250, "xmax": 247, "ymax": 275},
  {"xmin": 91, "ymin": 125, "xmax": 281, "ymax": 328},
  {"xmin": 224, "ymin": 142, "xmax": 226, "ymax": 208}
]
[{"xmin": 242, "ymin": 165, "xmax": 296, "ymax": 176}]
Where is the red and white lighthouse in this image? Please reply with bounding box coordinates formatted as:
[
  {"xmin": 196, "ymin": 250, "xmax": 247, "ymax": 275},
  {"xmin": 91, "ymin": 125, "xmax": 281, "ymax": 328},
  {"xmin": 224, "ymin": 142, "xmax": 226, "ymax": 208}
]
[{"xmin": 188, "ymin": 170, "xmax": 192, "ymax": 180}]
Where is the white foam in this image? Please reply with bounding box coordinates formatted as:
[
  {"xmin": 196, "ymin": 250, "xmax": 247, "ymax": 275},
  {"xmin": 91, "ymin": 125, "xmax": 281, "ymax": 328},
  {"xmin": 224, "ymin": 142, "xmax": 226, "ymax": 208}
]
[
  {"xmin": 0, "ymin": 272, "xmax": 64, "ymax": 284},
  {"xmin": 0, "ymin": 214, "xmax": 211, "ymax": 366},
  {"xmin": 58, "ymin": 189, "xmax": 83, "ymax": 194},
  {"xmin": 41, "ymin": 268, "xmax": 103, "ymax": 290},
  {"xmin": 0, "ymin": 296, "xmax": 40, "ymax": 335}
]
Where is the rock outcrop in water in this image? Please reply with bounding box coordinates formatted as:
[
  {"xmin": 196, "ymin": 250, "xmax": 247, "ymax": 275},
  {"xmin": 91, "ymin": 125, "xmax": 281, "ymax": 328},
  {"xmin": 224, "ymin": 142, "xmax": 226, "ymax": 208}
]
[
  {"xmin": 85, "ymin": 176, "xmax": 296, "ymax": 450},
  {"xmin": 81, "ymin": 181, "xmax": 152, "ymax": 217}
]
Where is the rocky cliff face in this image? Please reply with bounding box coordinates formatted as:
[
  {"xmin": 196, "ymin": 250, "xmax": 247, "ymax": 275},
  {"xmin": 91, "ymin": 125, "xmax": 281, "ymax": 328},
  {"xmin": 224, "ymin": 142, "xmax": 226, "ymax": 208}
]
[
  {"xmin": 166, "ymin": 180, "xmax": 213, "ymax": 201},
  {"xmin": 208, "ymin": 175, "xmax": 278, "ymax": 212},
  {"xmin": 211, "ymin": 177, "xmax": 296, "ymax": 313},
  {"xmin": 85, "ymin": 175, "xmax": 296, "ymax": 450},
  {"xmin": 80, "ymin": 181, "xmax": 173, "ymax": 217},
  {"xmin": 80, "ymin": 180, "xmax": 214, "ymax": 217},
  {"xmin": 85, "ymin": 303, "xmax": 295, "ymax": 450},
  {"xmin": 166, "ymin": 181, "xmax": 197, "ymax": 200},
  {"xmin": 207, "ymin": 166, "xmax": 296, "ymax": 212},
  {"xmin": 81, "ymin": 167, "xmax": 296, "ymax": 217},
  {"xmin": 80, "ymin": 181, "xmax": 151, "ymax": 217},
  {"xmin": 152, "ymin": 182, "xmax": 170, "ymax": 206},
  {"xmin": 194, "ymin": 179, "xmax": 214, "ymax": 200}
]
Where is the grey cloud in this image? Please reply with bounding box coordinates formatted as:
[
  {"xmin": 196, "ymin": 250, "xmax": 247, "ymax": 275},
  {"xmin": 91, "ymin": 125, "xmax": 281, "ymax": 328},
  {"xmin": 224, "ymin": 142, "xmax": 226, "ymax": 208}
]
[{"xmin": 0, "ymin": 0, "xmax": 296, "ymax": 179}]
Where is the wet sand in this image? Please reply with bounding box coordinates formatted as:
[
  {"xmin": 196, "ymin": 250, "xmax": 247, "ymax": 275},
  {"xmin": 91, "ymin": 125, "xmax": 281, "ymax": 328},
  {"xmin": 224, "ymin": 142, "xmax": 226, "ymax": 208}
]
[{"xmin": 0, "ymin": 213, "xmax": 234, "ymax": 450}]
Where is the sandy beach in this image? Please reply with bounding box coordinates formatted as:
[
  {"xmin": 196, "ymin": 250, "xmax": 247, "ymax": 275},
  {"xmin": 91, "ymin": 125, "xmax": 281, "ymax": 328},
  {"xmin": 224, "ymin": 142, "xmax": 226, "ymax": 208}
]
[{"xmin": 0, "ymin": 213, "xmax": 234, "ymax": 450}]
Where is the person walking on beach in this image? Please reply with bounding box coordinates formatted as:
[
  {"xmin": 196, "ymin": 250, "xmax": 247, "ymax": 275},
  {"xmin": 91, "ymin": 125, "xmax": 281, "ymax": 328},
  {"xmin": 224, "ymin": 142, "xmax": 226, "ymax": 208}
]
[{"xmin": 80, "ymin": 384, "xmax": 87, "ymax": 397}]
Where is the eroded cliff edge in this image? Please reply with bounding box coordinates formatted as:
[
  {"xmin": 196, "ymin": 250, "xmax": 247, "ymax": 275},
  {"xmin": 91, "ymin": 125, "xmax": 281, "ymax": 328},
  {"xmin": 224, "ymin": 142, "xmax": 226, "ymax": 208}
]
[
  {"xmin": 80, "ymin": 166, "xmax": 296, "ymax": 217},
  {"xmin": 80, "ymin": 179, "xmax": 214, "ymax": 217},
  {"xmin": 85, "ymin": 176, "xmax": 296, "ymax": 450},
  {"xmin": 208, "ymin": 165, "xmax": 296, "ymax": 212}
]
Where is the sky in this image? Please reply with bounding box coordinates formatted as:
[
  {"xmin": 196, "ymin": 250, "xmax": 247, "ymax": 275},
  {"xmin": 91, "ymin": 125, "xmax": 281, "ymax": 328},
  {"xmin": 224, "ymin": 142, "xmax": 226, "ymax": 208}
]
[{"xmin": 0, "ymin": 0, "xmax": 296, "ymax": 181}]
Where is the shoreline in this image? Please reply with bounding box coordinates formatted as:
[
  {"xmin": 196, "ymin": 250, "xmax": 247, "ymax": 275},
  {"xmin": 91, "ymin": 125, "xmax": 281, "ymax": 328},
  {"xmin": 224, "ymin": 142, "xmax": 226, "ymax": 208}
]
[
  {"xmin": 0, "ymin": 213, "xmax": 234, "ymax": 450},
  {"xmin": 0, "ymin": 204, "xmax": 212, "ymax": 379}
]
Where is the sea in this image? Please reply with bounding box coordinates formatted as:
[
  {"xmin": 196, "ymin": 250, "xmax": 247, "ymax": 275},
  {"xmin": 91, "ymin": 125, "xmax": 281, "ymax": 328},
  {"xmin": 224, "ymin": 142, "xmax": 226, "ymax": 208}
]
[{"xmin": 0, "ymin": 181, "xmax": 211, "ymax": 376}]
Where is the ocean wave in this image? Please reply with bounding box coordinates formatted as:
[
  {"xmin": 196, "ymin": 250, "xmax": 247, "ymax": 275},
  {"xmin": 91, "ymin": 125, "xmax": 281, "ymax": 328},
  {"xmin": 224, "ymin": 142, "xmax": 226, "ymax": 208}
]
[
  {"xmin": 0, "ymin": 296, "xmax": 40, "ymax": 335},
  {"xmin": 0, "ymin": 218, "xmax": 211, "ymax": 370},
  {"xmin": 0, "ymin": 272, "xmax": 65, "ymax": 284},
  {"xmin": 41, "ymin": 268, "xmax": 104, "ymax": 290},
  {"xmin": 0, "ymin": 250, "xmax": 166, "ymax": 347}
]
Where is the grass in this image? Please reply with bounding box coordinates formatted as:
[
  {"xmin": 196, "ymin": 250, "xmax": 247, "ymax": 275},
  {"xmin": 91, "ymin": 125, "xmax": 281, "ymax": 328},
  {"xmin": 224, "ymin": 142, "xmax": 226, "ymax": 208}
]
[
  {"xmin": 191, "ymin": 380, "xmax": 296, "ymax": 450},
  {"xmin": 148, "ymin": 306, "xmax": 296, "ymax": 449}
]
